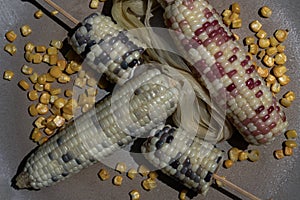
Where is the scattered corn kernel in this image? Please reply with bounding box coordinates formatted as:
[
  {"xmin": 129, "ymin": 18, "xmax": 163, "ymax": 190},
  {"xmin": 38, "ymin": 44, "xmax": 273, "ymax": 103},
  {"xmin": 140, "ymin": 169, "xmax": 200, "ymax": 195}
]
[
  {"xmin": 29, "ymin": 72, "xmax": 38, "ymax": 84},
  {"xmin": 40, "ymin": 92, "xmax": 51, "ymax": 104},
  {"xmin": 215, "ymin": 176, "xmax": 226, "ymax": 188},
  {"xmin": 229, "ymin": 13, "xmax": 239, "ymax": 21},
  {"xmin": 4, "ymin": 43, "xmax": 17, "ymax": 55},
  {"xmin": 274, "ymin": 53, "xmax": 287, "ymax": 65},
  {"xmin": 50, "ymin": 40, "xmax": 63, "ymax": 49},
  {"xmin": 113, "ymin": 175, "xmax": 123, "ymax": 186},
  {"xmin": 45, "ymin": 73, "xmax": 55, "ymax": 83},
  {"xmin": 274, "ymin": 149, "xmax": 285, "ymax": 159},
  {"xmin": 87, "ymin": 78, "xmax": 98, "ymax": 87},
  {"xmin": 54, "ymin": 98, "xmax": 66, "ymax": 109},
  {"xmin": 57, "ymin": 73, "xmax": 70, "ymax": 83},
  {"xmin": 231, "ymin": 3, "xmax": 240, "ymax": 14},
  {"xmin": 25, "ymin": 42, "xmax": 35, "ymax": 52},
  {"xmin": 271, "ymin": 82, "xmax": 281, "ymax": 93},
  {"xmin": 34, "ymin": 116, "xmax": 46, "ymax": 129},
  {"xmin": 222, "ymin": 9, "xmax": 232, "ymax": 17},
  {"xmin": 116, "ymin": 162, "xmax": 127, "ymax": 174},
  {"xmin": 257, "ymin": 50, "xmax": 266, "ymax": 59},
  {"xmin": 44, "ymin": 128, "xmax": 54, "ymax": 136},
  {"xmin": 284, "ymin": 91, "xmax": 295, "ymax": 102},
  {"xmin": 275, "ymin": 29, "xmax": 288, "ymax": 42},
  {"xmin": 3, "ymin": 70, "xmax": 14, "ymax": 80},
  {"xmin": 231, "ymin": 18, "xmax": 242, "ymax": 29},
  {"xmin": 258, "ymin": 38, "xmax": 270, "ymax": 48},
  {"xmin": 90, "ymin": 0, "xmax": 99, "ymax": 9},
  {"xmin": 250, "ymin": 20, "xmax": 262, "ymax": 32},
  {"xmin": 51, "ymin": 10, "xmax": 59, "ymax": 16},
  {"xmin": 28, "ymin": 104, "xmax": 38, "ymax": 116},
  {"xmin": 266, "ymin": 74, "xmax": 276, "ymax": 85},
  {"xmin": 277, "ymin": 44, "xmax": 286, "ymax": 53},
  {"xmin": 20, "ymin": 25, "xmax": 32, "ymax": 36},
  {"xmin": 248, "ymin": 150, "xmax": 260, "ymax": 162},
  {"xmin": 256, "ymin": 66, "xmax": 269, "ymax": 78},
  {"xmin": 64, "ymin": 89, "xmax": 73, "ymax": 97},
  {"xmin": 5, "ymin": 30, "xmax": 17, "ymax": 42},
  {"xmin": 57, "ymin": 60, "xmax": 67, "ymax": 70},
  {"xmin": 62, "ymin": 113, "xmax": 73, "ymax": 121},
  {"xmin": 98, "ymin": 168, "xmax": 110, "ymax": 181},
  {"xmin": 43, "ymin": 54, "xmax": 50, "ymax": 63},
  {"xmin": 142, "ymin": 178, "xmax": 157, "ymax": 191},
  {"xmin": 44, "ymin": 83, "xmax": 51, "ymax": 91},
  {"xmin": 272, "ymin": 65, "xmax": 287, "ymax": 77},
  {"xmin": 37, "ymin": 74, "xmax": 47, "ymax": 85},
  {"xmin": 49, "ymin": 66, "xmax": 62, "ymax": 78},
  {"xmin": 47, "ymin": 47, "xmax": 58, "ymax": 55},
  {"xmin": 228, "ymin": 147, "xmax": 241, "ymax": 162},
  {"xmin": 49, "ymin": 54, "xmax": 58, "ymax": 65},
  {"xmin": 21, "ymin": 65, "xmax": 33, "ymax": 75},
  {"xmin": 31, "ymin": 128, "xmax": 42, "ymax": 142},
  {"xmin": 36, "ymin": 103, "xmax": 49, "ymax": 115},
  {"xmin": 256, "ymin": 29, "xmax": 267, "ymax": 39},
  {"xmin": 224, "ymin": 159, "xmax": 234, "ymax": 168},
  {"xmin": 148, "ymin": 171, "xmax": 158, "ymax": 179},
  {"xmin": 285, "ymin": 140, "xmax": 298, "ymax": 148},
  {"xmin": 138, "ymin": 165, "xmax": 150, "ymax": 177},
  {"xmin": 249, "ymin": 44, "xmax": 259, "ymax": 55},
  {"xmin": 35, "ymin": 45, "xmax": 47, "ymax": 53},
  {"xmin": 269, "ymin": 37, "xmax": 279, "ymax": 47},
  {"xmin": 280, "ymin": 97, "xmax": 291, "ymax": 108},
  {"xmin": 32, "ymin": 53, "xmax": 43, "ymax": 64},
  {"xmin": 18, "ymin": 80, "xmax": 30, "ymax": 91},
  {"xmin": 127, "ymin": 168, "xmax": 138, "ymax": 180},
  {"xmin": 278, "ymin": 74, "xmax": 290, "ymax": 86},
  {"xmin": 284, "ymin": 146, "xmax": 293, "ymax": 156},
  {"xmin": 34, "ymin": 83, "xmax": 44, "ymax": 92},
  {"xmin": 28, "ymin": 90, "xmax": 38, "ymax": 101},
  {"xmin": 285, "ymin": 130, "xmax": 297, "ymax": 139},
  {"xmin": 263, "ymin": 55, "xmax": 274, "ymax": 67},
  {"xmin": 34, "ymin": 10, "xmax": 43, "ymax": 19},
  {"xmin": 129, "ymin": 190, "xmax": 140, "ymax": 200},
  {"xmin": 53, "ymin": 115, "xmax": 65, "ymax": 127},
  {"xmin": 25, "ymin": 52, "xmax": 33, "ymax": 62},
  {"xmin": 244, "ymin": 36, "xmax": 256, "ymax": 45},
  {"xmin": 223, "ymin": 16, "xmax": 231, "ymax": 26},
  {"xmin": 260, "ymin": 6, "xmax": 272, "ymax": 18},
  {"xmin": 266, "ymin": 46, "xmax": 277, "ymax": 56},
  {"xmin": 179, "ymin": 189, "xmax": 188, "ymax": 200},
  {"xmin": 74, "ymin": 77, "xmax": 86, "ymax": 88},
  {"xmin": 238, "ymin": 151, "xmax": 248, "ymax": 161}
]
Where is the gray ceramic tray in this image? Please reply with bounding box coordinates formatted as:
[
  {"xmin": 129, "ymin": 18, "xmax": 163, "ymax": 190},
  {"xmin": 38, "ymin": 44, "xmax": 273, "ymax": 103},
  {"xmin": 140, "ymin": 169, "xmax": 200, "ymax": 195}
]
[{"xmin": 0, "ymin": 0, "xmax": 299, "ymax": 200}]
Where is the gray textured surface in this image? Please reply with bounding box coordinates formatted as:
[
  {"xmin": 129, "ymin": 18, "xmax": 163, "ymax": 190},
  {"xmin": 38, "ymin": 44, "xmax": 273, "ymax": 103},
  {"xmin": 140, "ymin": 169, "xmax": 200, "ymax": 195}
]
[{"xmin": 0, "ymin": 0, "xmax": 299, "ymax": 200}]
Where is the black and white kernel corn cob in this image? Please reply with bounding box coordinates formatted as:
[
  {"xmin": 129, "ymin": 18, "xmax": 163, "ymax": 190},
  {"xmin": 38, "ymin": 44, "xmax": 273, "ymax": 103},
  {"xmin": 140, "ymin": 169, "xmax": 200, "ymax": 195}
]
[
  {"xmin": 15, "ymin": 69, "xmax": 180, "ymax": 189},
  {"xmin": 160, "ymin": 0, "xmax": 288, "ymax": 145},
  {"xmin": 69, "ymin": 13, "xmax": 146, "ymax": 84},
  {"xmin": 142, "ymin": 125, "xmax": 223, "ymax": 195}
]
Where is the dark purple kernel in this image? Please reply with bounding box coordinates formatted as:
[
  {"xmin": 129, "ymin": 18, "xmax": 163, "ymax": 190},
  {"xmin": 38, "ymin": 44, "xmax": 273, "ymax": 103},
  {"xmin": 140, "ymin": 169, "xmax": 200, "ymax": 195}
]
[
  {"xmin": 183, "ymin": 157, "xmax": 191, "ymax": 167},
  {"xmin": 170, "ymin": 160, "xmax": 180, "ymax": 169},
  {"xmin": 203, "ymin": 21, "xmax": 211, "ymax": 29},
  {"xmin": 269, "ymin": 122, "xmax": 277, "ymax": 129},
  {"xmin": 203, "ymin": 38, "xmax": 212, "ymax": 47},
  {"xmin": 195, "ymin": 27, "xmax": 205, "ymax": 36},
  {"xmin": 180, "ymin": 166, "xmax": 188, "ymax": 174},
  {"xmin": 214, "ymin": 51, "xmax": 223, "ymax": 59},
  {"xmin": 155, "ymin": 140, "xmax": 164, "ymax": 150},
  {"xmin": 216, "ymin": 38, "xmax": 225, "ymax": 46},
  {"xmin": 255, "ymin": 90, "xmax": 263, "ymax": 98},
  {"xmin": 268, "ymin": 106, "xmax": 274, "ymax": 114},
  {"xmin": 185, "ymin": 169, "xmax": 193, "ymax": 177},
  {"xmin": 262, "ymin": 114, "xmax": 270, "ymax": 122},
  {"xmin": 255, "ymin": 105, "xmax": 265, "ymax": 114},
  {"xmin": 209, "ymin": 30, "xmax": 218, "ymax": 38},
  {"xmin": 228, "ymin": 55, "xmax": 237, "ymax": 63},
  {"xmin": 204, "ymin": 172, "xmax": 213, "ymax": 182},
  {"xmin": 276, "ymin": 106, "xmax": 280, "ymax": 111},
  {"xmin": 205, "ymin": 12, "xmax": 213, "ymax": 19},
  {"xmin": 255, "ymin": 80, "xmax": 262, "ymax": 87},
  {"xmin": 62, "ymin": 153, "xmax": 72, "ymax": 163},
  {"xmin": 217, "ymin": 27, "xmax": 225, "ymax": 34},
  {"xmin": 226, "ymin": 83, "xmax": 236, "ymax": 92},
  {"xmin": 246, "ymin": 78, "xmax": 255, "ymax": 89},
  {"xmin": 211, "ymin": 20, "xmax": 218, "ymax": 26},
  {"xmin": 246, "ymin": 65, "xmax": 255, "ymax": 73},
  {"xmin": 231, "ymin": 35, "xmax": 236, "ymax": 41},
  {"xmin": 227, "ymin": 69, "xmax": 237, "ymax": 78},
  {"xmin": 282, "ymin": 113, "xmax": 287, "ymax": 122},
  {"xmin": 192, "ymin": 35, "xmax": 200, "ymax": 42},
  {"xmin": 120, "ymin": 60, "xmax": 128, "ymax": 69},
  {"xmin": 216, "ymin": 63, "xmax": 226, "ymax": 76},
  {"xmin": 241, "ymin": 59, "xmax": 249, "ymax": 67},
  {"xmin": 166, "ymin": 136, "xmax": 174, "ymax": 143},
  {"xmin": 232, "ymin": 47, "xmax": 239, "ymax": 53},
  {"xmin": 128, "ymin": 59, "xmax": 139, "ymax": 68},
  {"xmin": 224, "ymin": 36, "xmax": 231, "ymax": 42}
]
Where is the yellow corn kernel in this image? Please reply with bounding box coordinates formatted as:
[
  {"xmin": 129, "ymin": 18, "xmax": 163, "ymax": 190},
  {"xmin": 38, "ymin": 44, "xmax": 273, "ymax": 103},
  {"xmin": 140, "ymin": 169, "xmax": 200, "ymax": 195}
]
[
  {"xmin": 44, "ymin": 128, "xmax": 54, "ymax": 136},
  {"xmin": 32, "ymin": 53, "xmax": 43, "ymax": 64},
  {"xmin": 263, "ymin": 55, "xmax": 274, "ymax": 67},
  {"xmin": 90, "ymin": 0, "xmax": 99, "ymax": 9},
  {"xmin": 280, "ymin": 98, "xmax": 291, "ymax": 107},
  {"xmin": 46, "ymin": 120, "xmax": 56, "ymax": 130},
  {"xmin": 248, "ymin": 150, "xmax": 260, "ymax": 162},
  {"xmin": 260, "ymin": 6, "xmax": 272, "ymax": 18},
  {"xmin": 229, "ymin": 12, "xmax": 239, "ymax": 21},
  {"xmin": 50, "ymin": 104, "xmax": 60, "ymax": 115},
  {"xmin": 256, "ymin": 29, "xmax": 267, "ymax": 39},
  {"xmin": 35, "ymin": 45, "xmax": 47, "ymax": 53},
  {"xmin": 54, "ymin": 98, "xmax": 66, "ymax": 109},
  {"xmin": 47, "ymin": 47, "xmax": 58, "ymax": 55},
  {"xmin": 37, "ymin": 74, "xmax": 47, "ymax": 85},
  {"xmin": 249, "ymin": 44, "xmax": 259, "ymax": 55},
  {"xmin": 284, "ymin": 91, "xmax": 295, "ymax": 102},
  {"xmin": 113, "ymin": 175, "xmax": 123, "ymax": 186},
  {"xmin": 24, "ymin": 52, "xmax": 33, "ymax": 62},
  {"xmin": 57, "ymin": 73, "xmax": 70, "ymax": 83},
  {"xmin": 57, "ymin": 60, "xmax": 67, "ymax": 71},
  {"xmin": 266, "ymin": 74, "xmax": 276, "ymax": 85},
  {"xmin": 34, "ymin": 10, "xmax": 43, "ymax": 19},
  {"xmin": 271, "ymin": 82, "xmax": 281, "ymax": 93},
  {"xmin": 256, "ymin": 66, "xmax": 269, "ymax": 78},
  {"xmin": 50, "ymin": 40, "xmax": 63, "ymax": 49},
  {"xmin": 284, "ymin": 146, "xmax": 293, "ymax": 156},
  {"xmin": 277, "ymin": 44, "xmax": 286, "ymax": 53},
  {"xmin": 4, "ymin": 43, "xmax": 17, "ymax": 55},
  {"xmin": 65, "ymin": 65, "xmax": 76, "ymax": 75},
  {"xmin": 228, "ymin": 147, "xmax": 241, "ymax": 162},
  {"xmin": 258, "ymin": 38, "xmax": 270, "ymax": 48},
  {"xmin": 87, "ymin": 78, "xmax": 98, "ymax": 87},
  {"xmin": 25, "ymin": 42, "xmax": 35, "ymax": 52},
  {"xmin": 53, "ymin": 115, "xmax": 65, "ymax": 127},
  {"xmin": 275, "ymin": 29, "xmax": 288, "ymax": 42},
  {"xmin": 28, "ymin": 90, "xmax": 39, "ymax": 101},
  {"xmin": 51, "ymin": 10, "xmax": 59, "ymax": 16},
  {"xmin": 148, "ymin": 171, "xmax": 158, "ymax": 179},
  {"xmin": 69, "ymin": 61, "xmax": 82, "ymax": 72},
  {"xmin": 74, "ymin": 77, "xmax": 86, "ymax": 88},
  {"xmin": 5, "ymin": 30, "xmax": 17, "ymax": 42},
  {"xmin": 272, "ymin": 65, "xmax": 287, "ymax": 77},
  {"xmin": 274, "ymin": 53, "xmax": 287, "ymax": 65},
  {"xmin": 42, "ymin": 54, "xmax": 50, "ymax": 64},
  {"xmin": 31, "ymin": 128, "xmax": 42, "ymax": 142},
  {"xmin": 38, "ymin": 137, "xmax": 48, "ymax": 145},
  {"xmin": 179, "ymin": 189, "xmax": 188, "ymax": 200},
  {"xmin": 285, "ymin": 130, "xmax": 297, "ymax": 139},
  {"xmin": 238, "ymin": 151, "xmax": 248, "ymax": 161},
  {"xmin": 64, "ymin": 89, "xmax": 73, "ymax": 97},
  {"xmin": 49, "ymin": 66, "xmax": 62, "ymax": 78},
  {"xmin": 269, "ymin": 36, "xmax": 279, "ymax": 47},
  {"xmin": 222, "ymin": 9, "xmax": 232, "ymax": 17},
  {"xmin": 278, "ymin": 74, "xmax": 290, "ymax": 86},
  {"xmin": 44, "ymin": 83, "xmax": 51, "ymax": 91},
  {"xmin": 34, "ymin": 116, "xmax": 46, "ymax": 129},
  {"xmin": 285, "ymin": 140, "xmax": 298, "ymax": 148},
  {"xmin": 244, "ymin": 36, "xmax": 256, "ymax": 45},
  {"xmin": 34, "ymin": 83, "xmax": 44, "ymax": 92},
  {"xmin": 129, "ymin": 190, "xmax": 140, "ymax": 200},
  {"xmin": 29, "ymin": 72, "xmax": 38, "ymax": 83},
  {"xmin": 21, "ymin": 65, "xmax": 33, "ymax": 75},
  {"xmin": 250, "ymin": 20, "xmax": 262, "ymax": 32},
  {"xmin": 224, "ymin": 159, "xmax": 234, "ymax": 168},
  {"xmin": 223, "ymin": 16, "xmax": 231, "ymax": 26},
  {"xmin": 3, "ymin": 70, "xmax": 14, "ymax": 80},
  {"xmin": 231, "ymin": 3, "xmax": 241, "ymax": 14},
  {"xmin": 266, "ymin": 46, "xmax": 277, "ymax": 56},
  {"xmin": 142, "ymin": 178, "xmax": 157, "ymax": 191},
  {"xmin": 40, "ymin": 92, "xmax": 51, "ymax": 104},
  {"xmin": 138, "ymin": 165, "xmax": 150, "ymax": 177},
  {"xmin": 62, "ymin": 113, "xmax": 73, "ymax": 121},
  {"xmin": 215, "ymin": 176, "xmax": 226, "ymax": 188},
  {"xmin": 82, "ymin": 103, "xmax": 92, "ymax": 113},
  {"xmin": 116, "ymin": 162, "xmax": 127, "ymax": 174},
  {"xmin": 274, "ymin": 150, "xmax": 285, "ymax": 159},
  {"xmin": 127, "ymin": 168, "xmax": 138, "ymax": 180},
  {"xmin": 49, "ymin": 55, "xmax": 58, "ymax": 66},
  {"xmin": 36, "ymin": 103, "xmax": 49, "ymax": 115},
  {"xmin": 78, "ymin": 93, "xmax": 88, "ymax": 106},
  {"xmin": 28, "ymin": 104, "xmax": 38, "ymax": 116},
  {"xmin": 20, "ymin": 25, "xmax": 32, "ymax": 36},
  {"xmin": 257, "ymin": 50, "xmax": 266, "ymax": 59},
  {"xmin": 46, "ymin": 73, "xmax": 56, "ymax": 83},
  {"xmin": 18, "ymin": 80, "xmax": 30, "ymax": 91},
  {"xmin": 231, "ymin": 18, "xmax": 242, "ymax": 29}
]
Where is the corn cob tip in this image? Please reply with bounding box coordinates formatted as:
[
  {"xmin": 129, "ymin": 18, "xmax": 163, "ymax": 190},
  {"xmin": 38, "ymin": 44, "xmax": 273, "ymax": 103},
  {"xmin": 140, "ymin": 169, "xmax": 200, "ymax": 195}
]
[{"xmin": 14, "ymin": 171, "xmax": 32, "ymax": 189}]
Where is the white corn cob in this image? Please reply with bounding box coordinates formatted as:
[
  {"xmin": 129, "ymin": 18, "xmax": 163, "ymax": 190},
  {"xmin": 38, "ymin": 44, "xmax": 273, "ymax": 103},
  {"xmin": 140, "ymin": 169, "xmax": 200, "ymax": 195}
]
[
  {"xmin": 142, "ymin": 125, "xmax": 223, "ymax": 195},
  {"xmin": 160, "ymin": 0, "xmax": 288, "ymax": 145},
  {"xmin": 69, "ymin": 13, "xmax": 147, "ymax": 84},
  {"xmin": 15, "ymin": 69, "xmax": 179, "ymax": 189}
]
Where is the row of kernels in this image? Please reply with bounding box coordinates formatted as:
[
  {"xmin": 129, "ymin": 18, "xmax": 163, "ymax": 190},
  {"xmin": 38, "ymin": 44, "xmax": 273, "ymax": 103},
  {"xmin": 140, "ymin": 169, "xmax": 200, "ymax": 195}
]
[
  {"xmin": 280, "ymin": 91, "xmax": 296, "ymax": 108},
  {"xmin": 274, "ymin": 130, "xmax": 298, "ymax": 159},
  {"xmin": 222, "ymin": 3, "xmax": 242, "ymax": 29},
  {"xmin": 224, "ymin": 147, "xmax": 260, "ymax": 168}
]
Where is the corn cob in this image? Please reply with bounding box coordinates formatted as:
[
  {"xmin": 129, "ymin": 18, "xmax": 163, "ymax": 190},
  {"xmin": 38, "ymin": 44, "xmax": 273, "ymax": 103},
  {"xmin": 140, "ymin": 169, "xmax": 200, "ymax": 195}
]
[
  {"xmin": 69, "ymin": 13, "xmax": 146, "ymax": 84},
  {"xmin": 142, "ymin": 125, "xmax": 223, "ymax": 195},
  {"xmin": 15, "ymin": 69, "xmax": 180, "ymax": 189},
  {"xmin": 160, "ymin": 0, "xmax": 288, "ymax": 145}
]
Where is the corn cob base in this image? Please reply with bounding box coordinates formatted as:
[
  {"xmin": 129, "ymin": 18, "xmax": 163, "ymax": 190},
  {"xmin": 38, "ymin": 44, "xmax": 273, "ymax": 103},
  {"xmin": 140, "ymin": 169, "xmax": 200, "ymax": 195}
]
[
  {"xmin": 69, "ymin": 13, "xmax": 146, "ymax": 84},
  {"xmin": 15, "ymin": 69, "xmax": 180, "ymax": 189},
  {"xmin": 162, "ymin": 0, "xmax": 288, "ymax": 145},
  {"xmin": 142, "ymin": 125, "xmax": 223, "ymax": 195}
]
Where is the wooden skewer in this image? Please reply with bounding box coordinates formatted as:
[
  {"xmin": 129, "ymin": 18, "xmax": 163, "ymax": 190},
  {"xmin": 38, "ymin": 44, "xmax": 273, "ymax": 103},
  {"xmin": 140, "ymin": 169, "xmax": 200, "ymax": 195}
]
[{"xmin": 38, "ymin": 1, "xmax": 263, "ymax": 200}]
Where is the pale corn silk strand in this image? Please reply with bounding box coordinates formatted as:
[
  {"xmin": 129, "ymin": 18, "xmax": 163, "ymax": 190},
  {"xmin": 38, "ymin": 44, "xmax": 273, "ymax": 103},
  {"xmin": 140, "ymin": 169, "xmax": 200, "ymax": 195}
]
[{"xmin": 111, "ymin": 0, "xmax": 233, "ymax": 143}]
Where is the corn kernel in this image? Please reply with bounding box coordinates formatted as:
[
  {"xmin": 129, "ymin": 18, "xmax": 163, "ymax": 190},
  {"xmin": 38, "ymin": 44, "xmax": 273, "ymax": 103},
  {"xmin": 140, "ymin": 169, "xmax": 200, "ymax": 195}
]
[
  {"xmin": 142, "ymin": 178, "xmax": 157, "ymax": 191},
  {"xmin": 277, "ymin": 44, "xmax": 286, "ymax": 53},
  {"xmin": 45, "ymin": 73, "xmax": 56, "ymax": 83},
  {"xmin": 244, "ymin": 36, "xmax": 256, "ymax": 45},
  {"xmin": 69, "ymin": 61, "xmax": 82, "ymax": 72},
  {"xmin": 256, "ymin": 29, "xmax": 267, "ymax": 39},
  {"xmin": 37, "ymin": 74, "xmax": 47, "ymax": 85},
  {"xmin": 250, "ymin": 20, "xmax": 262, "ymax": 32},
  {"xmin": 229, "ymin": 13, "xmax": 239, "ymax": 21},
  {"xmin": 258, "ymin": 38, "xmax": 270, "ymax": 48},
  {"xmin": 25, "ymin": 42, "xmax": 35, "ymax": 52},
  {"xmin": 274, "ymin": 53, "xmax": 287, "ymax": 65},
  {"xmin": 127, "ymin": 168, "xmax": 138, "ymax": 179},
  {"xmin": 223, "ymin": 16, "xmax": 231, "ymax": 26},
  {"xmin": 62, "ymin": 100, "xmax": 76, "ymax": 115},
  {"xmin": 86, "ymin": 88, "xmax": 97, "ymax": 97},
  {"xmin": 284, "ymin": 91, "xmax": 295, "ymax": 102},
  {"xmin": 256, "ymin": 66, "xmax": 269, "ymax": 78},
  {"xmin": 57, "ymin": 60, "xmax": 67, "ymax": 71},
  {"xmin": 49, "ymin": 66, "xmax": 62, "ymax": 78},
  {"xmin": 43, "ymin": 54, "xmax": 50, "ymax": 63},
  {"xmin": 138, "ymin": 165, "xmax": 150, "ymax": 176},
  {"xmin": 285, "ymin": 130, "xmax": 297, "ymax": 139},
  {"xmin": 44, "ymin": 128, "xmax": 54, "ymax": 136},
  {"xmin": 90, "ymin": 0, "xmax": 99, "ymax": 9},
  {"xmin": 40, "ymin": 92, "xmax": 51, "ymax": 104},
  {"xmin": 65, "ymin": 65, "xmax": 76, "ymax": 75},
  {"xmin": 266, "ymin": 46, "xmax": 277, "ymax": 56},
  {"xmin": 18, "ymin": 80, "xmax": 30, "ymax": 91},
  {"xmin": 36, "ymin": 103, "xmax": 48, "ymax": 115},
  {"xmin": 272, "ymin": 65, "xmax": 287, "ymax": 77},
  {"xmin": 224, "ymin": 159, "xmax": 233, "ymax": 168},
  {"xmin": 278, "ymin": 74, "xmax": 290, "ymax": 86},
  {"xmin": 38, "ymin": 137, "xmax": 48, "ymax": 145},
  {"xmin": 222, "ymin": 9, "xmax": 232, "ymax": 17},
  {"xmin": 5, "ymin": 30, "xmax": 17, "ymax": 42},
  {"xmin": 266, "ymin": 74, "xmax": 276, "ymax": 85},
  {"xmin": 54, "ymin": 98, "xmax": 66, "ymax": 109},
  {"xmin": 129, "ymin": 190, "xmax": 140, "ymax": 200},
  {"xmin": 50, "ymin": 104, "xmax": 60, "ymax": 115},
  {"xmin": 24, "ymin": 52, "xmax": 33, "ymax": 62},
  {"xmin": 284, "ymin": 146, "xmax": 293, "ymax": 156},
  {"xmin": 87, "ymin": 78, "xmax": 98, "ymax": 87},
  {"xmin": 44, "ymin": 83, "xmax": 51, "ymax": 91},
  {"xmin": 21, "ymin": 65, "xmax": 33, "ymax": 75},
  {"xmin": 34, "ymin": 116, "xmax": 46, "ymax": 129},
  {"xmin": 231, "ymin": 18, "xmax": 242, "ymax": 29},
  {"xmin": 35, "ymin": 45, "xmax": 47, "ymax": 53},
  {"xmin": 31, "ymin": 128, "xmax": 42, "ymax": 142},
  {"xmin": 257, "ymin": 50, "xmax": 266, "ymax": 59},
  {"xmin": 3, "ymin": 70, "xmax": 14, "ymax": 80},
  {"xmin": 28, "ymin": 104, "xmax": 38, "ymax": 116},
  {"xmin": 50, "ymin": 40, "xmax": 63, "ymax": 49},
  {"xmin": 260, "ymin": 6, "xmax": 272, "ymax": 18},
  {"xmin": 269, "ymin": 36, "xmax": 279, "ymax": 47},
  {"xmin": 231, "ymin": 3, "xmax": 240, "ymax": 14},
  {"xmin": 179, "ymin": 189, "xmax": 188, "ymax": 200},
  {"xmin": 285, "ymin": 140, "xmax": 298, "ymax": 148},
  {"xmin": 82, "ymin": 103, "xmax": 92, "ymax": 113},
  {"xmin": 74, "ymin": 77, "xmax": 86, "ymax": 88},
  {"xmin": 215, "ymin": 176, "xmax": 226, "ymax": 188},
  {"xmin": 47, "ymin": 47, "xmax": 58, "ymax": 55},
  {"xmin": 248, "ymin": 150, "xmax": 260, "ymax": 162},
  {"xmin": 62, "ymin": 113, "xmax": 73, "ymax": 121},
  {"xmin": 53, "ymin": 115, "xmax": 65, "ymax": 127},
  {"xmin": 274, "ymin": 149, "xmax": 285, "ymax": 159},
  {"xmin": 57, "ymin": 73, "xmax": 70, "ymax": 83},
  {"xmin": 275, "ymin": 29, "xmax": 288, "ymax": 42},
  {"xmin": 49, "ymin": 55, "xmax": 58, "ymax": 65},
  {"xmin": 64, "ymin": 89, "xmax": 73, "ymax": 97},
  {"xmin": 34, "ymin": 10, "xmax": 43, "ymax": 19},
  {"xmin": 20, "ymin": 25, "xmax": 32, "ymax": 37},
  {"xmin": 263, "ymin": 55, "xmax": 274, "ymax": 67},
  {"xmin": 28, "ymin": 90, "xmax": 38, "ymax": 101},
  {"xmin": 249, "ymin": 44, "xmax": 259, "ymax": 55},
  {"xmin": 113, "ymin": 175, "xmax": 123, "ymax": 186},
  {"xmin": 148, "ymin": 171, "xmax": 158, "ymax": 179},
  {"xmin": 46, "ymin": 120, "xmax": 56, "ymax": 131},
  {"xmin": 32, "ymin": 53, "xmax": 43, "ymax": 64},
  {"xmin": 271, "ymin": 82, "xmax": 281, "ymax": 93},
  {"xmin": 116, "ymin": 162, "xmax": 127, "ymax": 174},
  {"xmin": 4, "ymin": 43, "xmax": 17, "ymax": 55},
  {"xmin": 238, "ymin": 151, "xmax": 248, "ymax": 161},
  {"xmin": 228, "ymin": 147, "xmax": 241, "ymax": 162},
  {"xmin": 49, "ymin": 95, "xmax": 59, "ymax": 104},
  {"xmin": 51, "ymin": 10, "xmax": 59, "ymax": 16},
  {"xmin": 29, "ymin": 72, "xmax": 38, "ymax": 84},
  {"xmin": 34, "ymin": 83, "xmax": 44, "ymax": 92}
]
